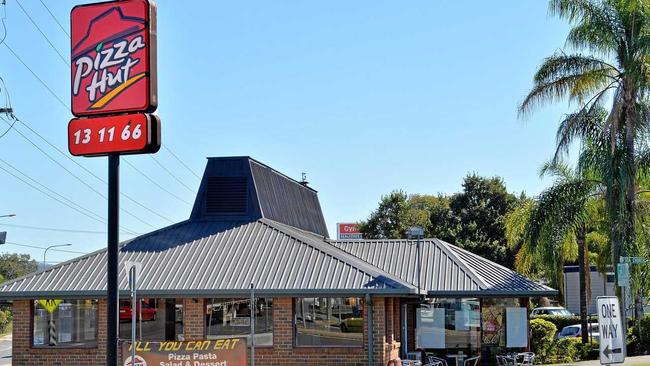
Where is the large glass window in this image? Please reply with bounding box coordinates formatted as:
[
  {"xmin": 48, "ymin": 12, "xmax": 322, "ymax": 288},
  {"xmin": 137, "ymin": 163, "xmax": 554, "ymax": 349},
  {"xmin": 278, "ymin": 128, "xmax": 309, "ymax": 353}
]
[
  {"xmin": 294, "ymin": 297, "xmax": 363, "ymax": 347},
  {"xmin": 119, "ymin": 298, "xmax": 181, "ymax": 341},
  {"xmin": 206, "ymin": 298, "xmax": 273, "ymax": 346},
  {"xmin": 33, "ymin": 299, "xmax": 97, "ymax": 347},
  {"xmin": 416, "ymin": 298, "xmax": 480, "ymax": 354}
]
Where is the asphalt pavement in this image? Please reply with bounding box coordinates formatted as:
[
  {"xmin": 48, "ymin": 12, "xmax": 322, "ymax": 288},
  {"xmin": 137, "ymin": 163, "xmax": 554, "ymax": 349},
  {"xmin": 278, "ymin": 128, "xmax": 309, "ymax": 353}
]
[
  {"xmin": 548, "ymin": 355, "xmax": 650, "ymax": 366},
  {"xmin": 0, "ymin": 334, "xmax": 11, "ymax": 366}
]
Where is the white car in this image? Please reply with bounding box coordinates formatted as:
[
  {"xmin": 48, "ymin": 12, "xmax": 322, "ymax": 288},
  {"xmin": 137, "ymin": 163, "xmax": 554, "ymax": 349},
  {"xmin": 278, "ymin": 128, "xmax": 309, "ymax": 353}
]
[
  {"xmin": 531, "ymin": 307, "xmax": 574, "ymax": 316},
  {"xmin": 557, "ymin": 323, "xmax": 600, "ymax": 341}
]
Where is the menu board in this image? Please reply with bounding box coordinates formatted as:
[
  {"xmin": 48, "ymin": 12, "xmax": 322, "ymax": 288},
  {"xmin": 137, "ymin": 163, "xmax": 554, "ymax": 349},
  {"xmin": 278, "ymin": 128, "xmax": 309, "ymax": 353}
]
[{"xmin": 505, "ymin": 307, "xmax": 528, "ymax": 347}]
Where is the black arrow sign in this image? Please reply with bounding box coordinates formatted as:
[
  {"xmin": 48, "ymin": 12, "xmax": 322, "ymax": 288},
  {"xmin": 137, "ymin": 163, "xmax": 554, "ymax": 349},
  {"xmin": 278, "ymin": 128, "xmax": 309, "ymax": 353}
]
[{"xmin": 603, "ymin": 345, "xmax": 622, "ymax": 358}]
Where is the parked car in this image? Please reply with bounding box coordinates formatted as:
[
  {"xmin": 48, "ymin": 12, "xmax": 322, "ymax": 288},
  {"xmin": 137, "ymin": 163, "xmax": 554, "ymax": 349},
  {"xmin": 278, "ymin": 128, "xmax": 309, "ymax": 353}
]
[
  {"xmin": 119, "ymin": 300, "xmax": 157, "ymax": 321},
  {"xmin": 557, "ymin": 323, "xmax": 600, "ymax": 341},
  {"xmin": 531, "ymin": 307, "xmax": 573, "ymax": 316},
  {"xmin": 340, "ymin": 316, "xmax": 363, "ymax": 333}
]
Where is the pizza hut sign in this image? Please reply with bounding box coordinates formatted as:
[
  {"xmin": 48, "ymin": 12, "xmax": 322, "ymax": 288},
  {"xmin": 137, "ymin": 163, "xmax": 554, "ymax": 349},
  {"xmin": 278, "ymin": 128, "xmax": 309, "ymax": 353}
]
[{"xmin": 71, "ymin": 0, "xmax": 157, "ymax": 117}]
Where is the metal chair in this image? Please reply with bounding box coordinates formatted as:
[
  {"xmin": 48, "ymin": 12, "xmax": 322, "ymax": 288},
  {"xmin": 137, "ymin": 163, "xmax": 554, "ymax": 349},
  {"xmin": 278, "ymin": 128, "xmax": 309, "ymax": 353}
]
[
  {"xmin": 406, "ymin": 351, "xmax": 422, "ymax": 360},
  {"xmin": 518, "ymin": 352, "xmax": 534, "ymax": 366},
  {"xmin": 464, "ymin": 356, "xmax": 480, "ymax": 366},
  {"xmin": 425, "ymin": 355, "xmax": 448, "ymax": 366},
  {"xmin": 496, "ymin": 355, "xmax": 515, "ymax": 366}
]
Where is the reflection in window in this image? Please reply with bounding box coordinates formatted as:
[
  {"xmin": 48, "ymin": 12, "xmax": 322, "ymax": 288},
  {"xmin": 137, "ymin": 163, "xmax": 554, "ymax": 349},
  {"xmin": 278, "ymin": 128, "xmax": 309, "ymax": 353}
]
[
  {"xmin": 33, "ymin": 299, "xmax": 97, "ymax": 347},
  {"xmin": 294, "ymin": 297, "xmax": 363, "ymax": 347},
  {"xmin": 119, "ymin": 298, "xmax": 180, "ymax": 341},
  {"xmin": 416, "ymin": 298, "xmax": 480, "ymax": 353},
  {"xmin": 206, "ymin": 298, "xmax": 273, "ymax": 346}
]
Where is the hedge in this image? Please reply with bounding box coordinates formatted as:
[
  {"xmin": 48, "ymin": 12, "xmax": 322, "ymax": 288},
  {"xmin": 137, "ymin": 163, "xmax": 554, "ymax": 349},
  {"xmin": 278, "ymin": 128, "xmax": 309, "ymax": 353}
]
[{"xmin": 530, "ymin": 315, "xmax": 597, "ymax": 332}]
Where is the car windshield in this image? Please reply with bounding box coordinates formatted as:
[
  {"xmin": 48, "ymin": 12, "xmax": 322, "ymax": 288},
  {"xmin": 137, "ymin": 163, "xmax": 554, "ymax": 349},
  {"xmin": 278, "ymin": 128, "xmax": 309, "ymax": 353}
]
[
  {"xmin": 560, "ymin": 327, "xmax": 579, "ymax": 336},
  {"xmin": 549, "ymin": 309, "xmax": 572, "ymax": 316}
]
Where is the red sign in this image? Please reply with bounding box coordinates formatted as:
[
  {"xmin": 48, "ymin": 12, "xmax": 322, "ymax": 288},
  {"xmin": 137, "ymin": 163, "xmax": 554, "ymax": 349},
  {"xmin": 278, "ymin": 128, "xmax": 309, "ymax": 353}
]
[
  {"xmin": 337, "ymin": 223, "xmax": 362, "ymax": 240},
  {"xmin": 68, "ymin": 114, "xmax": 160, "ymax": 156},
  {"xmin": 71, "ymin": 0, "xmax": 157, "ymax": 117}
]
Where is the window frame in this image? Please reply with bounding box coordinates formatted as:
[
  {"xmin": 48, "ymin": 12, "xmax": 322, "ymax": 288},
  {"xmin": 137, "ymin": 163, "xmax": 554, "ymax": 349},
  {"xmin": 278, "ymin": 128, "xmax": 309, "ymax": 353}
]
[
  {"xmin": 292, "ymin": 296, "xmax": 364, "ymax": 349},
  {"xmin": 31, "ymin": 299, "xmax": 99, "ymax": 349},
  {"xmin": 203, "ymin": 297, "xmax": 274, "ymax": 348}
]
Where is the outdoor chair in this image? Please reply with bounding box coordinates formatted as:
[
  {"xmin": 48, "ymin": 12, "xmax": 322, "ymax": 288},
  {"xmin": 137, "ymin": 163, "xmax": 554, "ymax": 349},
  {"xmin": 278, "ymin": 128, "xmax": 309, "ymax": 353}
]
[
  {"xmin": 464, "ymin": 356, "xmax": 480, "ymax": 366},
  {"xmin": 496, "ymin": 355, "xmax": 515, "ymax": 366},
  {"xmin": 424, "ymin": 355, "xmax": 448, "ymax": 366},
  {"xmin": 518, "ymin": 352, "xmax": 534, "ymax": 366},
  {"xmin": 406, "ymin": 351, "xmax": 422, "ymax": 360}
]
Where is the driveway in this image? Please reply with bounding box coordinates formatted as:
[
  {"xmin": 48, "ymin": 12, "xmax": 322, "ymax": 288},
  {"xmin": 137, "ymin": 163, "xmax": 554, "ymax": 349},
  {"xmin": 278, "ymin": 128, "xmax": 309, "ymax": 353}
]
[{"xmin": 0, "ymin": 334, "xmax": 10, "ymax": 366}]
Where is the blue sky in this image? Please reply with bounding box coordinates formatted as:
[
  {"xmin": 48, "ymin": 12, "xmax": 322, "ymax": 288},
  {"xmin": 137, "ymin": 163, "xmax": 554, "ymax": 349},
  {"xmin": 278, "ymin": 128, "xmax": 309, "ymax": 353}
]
[{"xmin": 0, "ymin": 1, "xmax": 575, "ymax": 264}]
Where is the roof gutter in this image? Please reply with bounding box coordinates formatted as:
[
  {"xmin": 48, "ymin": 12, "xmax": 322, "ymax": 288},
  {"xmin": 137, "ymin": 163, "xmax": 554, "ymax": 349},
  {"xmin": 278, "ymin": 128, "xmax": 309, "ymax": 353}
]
[{"xmin": 427, "ymin": 289, "xmax": 558, "ymax": 298}]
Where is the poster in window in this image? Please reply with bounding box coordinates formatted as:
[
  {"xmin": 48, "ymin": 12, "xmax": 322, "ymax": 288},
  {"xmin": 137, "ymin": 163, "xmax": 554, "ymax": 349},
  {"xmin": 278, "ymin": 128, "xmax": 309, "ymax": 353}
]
[
  {"xmin": 505, "ymin": 307, "xmax": 528, "ymax": 348},
  {"xmin": 455, "ymin": 310, "xmax": 470, "ymax": 331},
  {"xmin": 416, "ymin": 306, "xmax": 445, "ymax": 349}
]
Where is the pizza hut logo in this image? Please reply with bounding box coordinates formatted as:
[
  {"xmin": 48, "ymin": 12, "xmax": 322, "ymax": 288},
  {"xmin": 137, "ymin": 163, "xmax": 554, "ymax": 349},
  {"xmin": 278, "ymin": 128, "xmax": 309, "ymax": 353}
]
[{"xmin": 71, "ymin": 0, "xmax": 157, "ymax": 116}]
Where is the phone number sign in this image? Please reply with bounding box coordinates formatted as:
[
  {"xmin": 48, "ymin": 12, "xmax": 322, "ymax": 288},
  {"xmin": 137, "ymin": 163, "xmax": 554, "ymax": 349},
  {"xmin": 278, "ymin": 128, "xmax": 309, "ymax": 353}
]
[{"xmin": 68, "ymin": 114, "xmax": 160, "ymax": 156}]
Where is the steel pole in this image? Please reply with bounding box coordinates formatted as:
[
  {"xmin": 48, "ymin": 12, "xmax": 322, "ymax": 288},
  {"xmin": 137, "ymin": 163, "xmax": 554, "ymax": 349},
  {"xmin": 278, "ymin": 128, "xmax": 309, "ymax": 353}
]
[
  {"xmin": 107, "ymin": 155, "xmax": 119, "ymax": 366},
  {"xmin": 250, "ymin": 283, "xmax": 255, "ymax": 366},
  {"xmin": 130, "ymin": 266, "xmax": 136, "ymax": 365}
]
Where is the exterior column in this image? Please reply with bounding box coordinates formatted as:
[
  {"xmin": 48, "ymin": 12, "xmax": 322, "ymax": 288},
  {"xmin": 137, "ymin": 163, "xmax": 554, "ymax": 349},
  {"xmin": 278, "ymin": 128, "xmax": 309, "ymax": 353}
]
[{"xmin": 183, "ymin": 298, "xmax": 205, "ymax": 340}]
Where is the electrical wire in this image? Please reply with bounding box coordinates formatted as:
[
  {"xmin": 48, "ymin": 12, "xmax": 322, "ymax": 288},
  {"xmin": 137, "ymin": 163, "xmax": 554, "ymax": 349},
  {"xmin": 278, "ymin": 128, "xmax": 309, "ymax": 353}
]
[
  {"xmin": 162, "ymin": 144, "xmax": 202, "ymax": 180},
  {"xmin": 150, "ymin": 155, "xmax": 196, "ymax": 193},
  {"xmin": 15, "ymin": 0, "xmax": 69, "ymax": 66},
  {"xmin": 124, "ymin": 159, "xmax": 193, "ymax": 206},
  {"xmin": 4, "ymin": 241, "xmax": 87, "ymax": 255},
  {"xmin": 0, "ymin": 223, "xmax": 138, "ymax": 235},
  {"xmin": 2, "ymin": 43, "xmax": 69, "ymax": 110},
  {"xmin": 37, "ymin": 0, "xmax": 70, "ymax": 38}
]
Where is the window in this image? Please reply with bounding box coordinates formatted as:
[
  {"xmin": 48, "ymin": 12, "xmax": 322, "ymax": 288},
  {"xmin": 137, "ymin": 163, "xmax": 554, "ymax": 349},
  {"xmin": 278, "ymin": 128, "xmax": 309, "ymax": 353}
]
[
  {"xmin": 118, "ymin": 298, "xmax": 181, "ymax": 341},
  {"xmin": 416, "ymin": 298, "xmax": 480, "ymax": 352},
  {"xmin": 294, "ymin": 297, "xmax": 363, "ymax": 347},
  {"xmin": 33, "ymin": 299, "xmax": 97, "ymax": 347},
  {"xmin": 206, "ymin": 298, "xmax": 273, "ymax": 346}
]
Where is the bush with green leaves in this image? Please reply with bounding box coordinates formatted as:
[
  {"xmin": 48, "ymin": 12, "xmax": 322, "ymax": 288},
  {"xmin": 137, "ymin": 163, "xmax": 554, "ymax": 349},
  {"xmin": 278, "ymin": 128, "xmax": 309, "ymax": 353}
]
[
  {"xmin": 530, "ymin": 318, "xmax": 557, "ymax": 363},
  {"xmin": 0, "ymin": 309, "xmax": 12, "ymax": 334},
  {"xmin": 553, "ymin": 337, "xmax": 582, "ymax": 363},
  {"xmin": 530, "ymin": 315, "xmax": 597, "ymax": 332},
  {"xmin": 639, "ymin": 314, "xmax": 650, "ymax": 353}
]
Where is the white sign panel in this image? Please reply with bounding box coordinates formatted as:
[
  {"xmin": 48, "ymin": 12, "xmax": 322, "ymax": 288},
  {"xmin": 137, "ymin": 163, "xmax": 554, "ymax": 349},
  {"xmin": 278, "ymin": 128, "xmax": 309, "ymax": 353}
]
[
  {"xmin": 597, "ymin": 296, "xmax": 625, "ymax": 365},
  {"xmin": 506, "ymin": 307, "xmax": 528, "ymax": 348},
  {"xmin": 416, "ymin": 306, "xmax": 445, "ymax": 349}
]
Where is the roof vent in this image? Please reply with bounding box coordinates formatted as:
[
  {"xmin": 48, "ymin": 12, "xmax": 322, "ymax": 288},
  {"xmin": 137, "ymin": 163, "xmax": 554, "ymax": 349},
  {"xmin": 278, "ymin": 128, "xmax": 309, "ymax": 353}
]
[{"xmin": 206, "ymin": 176, "xmax": 248, "ymax": 215}]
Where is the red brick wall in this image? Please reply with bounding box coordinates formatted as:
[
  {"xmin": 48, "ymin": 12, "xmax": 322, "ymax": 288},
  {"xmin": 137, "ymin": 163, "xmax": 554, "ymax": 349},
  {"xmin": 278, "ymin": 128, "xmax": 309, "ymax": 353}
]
[
  {"xmin": 12, "ymin": 296, "xmax": 403, "ymax": 366},
  {"xmin": 12, "ymin": 299, "xmax": 108, "ymax": 366}
]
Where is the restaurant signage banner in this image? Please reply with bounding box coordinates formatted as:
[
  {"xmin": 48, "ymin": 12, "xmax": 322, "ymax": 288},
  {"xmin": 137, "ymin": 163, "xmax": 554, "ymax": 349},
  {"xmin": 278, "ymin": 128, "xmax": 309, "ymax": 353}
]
[
  {"xmin": 121, "ymin": 339, "xmax": 247, "ymax": 366},
  {"xmin": 336, "ymin": 223, "xmax": 362, "ymax": 240},
  {"xmin": 71, "ymin": 0, "xmax": 157, "ymax": 117}
]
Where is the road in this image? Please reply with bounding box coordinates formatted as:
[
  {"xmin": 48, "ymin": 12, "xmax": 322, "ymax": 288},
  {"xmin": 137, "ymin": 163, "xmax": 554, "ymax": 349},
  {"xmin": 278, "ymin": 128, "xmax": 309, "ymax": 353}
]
[
  {"xmin": 548, "ymin": 355, "xmax": 650, "ymax": 366},
  {"xmin": 0, "ymin": 334, "xmax": 11, "ymax": 366}
]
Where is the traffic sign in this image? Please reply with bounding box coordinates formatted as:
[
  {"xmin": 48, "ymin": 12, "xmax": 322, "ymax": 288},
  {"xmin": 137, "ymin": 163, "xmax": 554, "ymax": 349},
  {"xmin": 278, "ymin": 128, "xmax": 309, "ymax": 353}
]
[
  {"xmin": 68, "ymin": 113, "xmax": 160, "ymax": 156},
  {"xmin": 71, "ymin": 0, "xmax": 157, "ymax": 117},
  {"xmin": 616, "ymin": 263, "xmax": 630, "ymax": 287},
  {"xmin": 620, "ymin": 256, "xmax": 648, "ymax": 264},
  {"xmin": 597, "ymin": 296, "xmax": 625, "ymax": 365},
  {"xmin": 38, "ymin": 299, "xmax": 63, "ymax": 313}
]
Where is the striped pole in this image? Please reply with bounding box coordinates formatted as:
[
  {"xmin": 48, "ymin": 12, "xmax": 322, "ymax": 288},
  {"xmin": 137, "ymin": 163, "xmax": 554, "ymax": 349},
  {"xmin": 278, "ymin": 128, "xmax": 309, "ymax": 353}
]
[{"xmin": 48, "ymin": 318, "xmax": 57, "ymax": 346}]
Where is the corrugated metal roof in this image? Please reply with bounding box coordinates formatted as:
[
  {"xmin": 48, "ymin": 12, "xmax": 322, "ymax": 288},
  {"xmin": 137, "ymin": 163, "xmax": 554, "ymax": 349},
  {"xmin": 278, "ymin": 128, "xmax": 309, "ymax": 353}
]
[
  {"xmin": 330, "ymin": 238, "xmax": 556, "ymax": 297},
  {"xmin": 0, "ymin": 219, "xmax": 415, "ymax": 299}
]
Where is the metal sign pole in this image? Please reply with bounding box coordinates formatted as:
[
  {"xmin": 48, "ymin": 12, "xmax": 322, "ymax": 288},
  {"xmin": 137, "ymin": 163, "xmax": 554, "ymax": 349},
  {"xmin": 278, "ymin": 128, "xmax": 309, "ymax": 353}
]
[
  {"xmin": 250, "ymin": 283, "xmax": 255, "ymax": 366},
  {"xmin": 107, "ymin": 154, "xmax": 119, "ymax": 366},
  {"xmin": 130, "ymin": 266, "xmax": 137, "ymax": 365}
]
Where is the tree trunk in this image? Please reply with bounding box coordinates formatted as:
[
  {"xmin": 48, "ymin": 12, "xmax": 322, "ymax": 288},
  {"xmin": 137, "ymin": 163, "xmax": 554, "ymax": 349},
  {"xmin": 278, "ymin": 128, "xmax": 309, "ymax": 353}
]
[{"xmin": 577, "ymin": 226, "xmax": 591, "ymax": 344}]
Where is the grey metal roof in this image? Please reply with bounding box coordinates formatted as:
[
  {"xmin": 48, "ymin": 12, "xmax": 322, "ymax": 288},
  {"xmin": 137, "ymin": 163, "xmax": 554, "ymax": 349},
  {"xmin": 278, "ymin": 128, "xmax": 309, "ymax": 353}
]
[
  {"xmin": 0, "ymin": 219, "xmax": 415, "ymax": 299},
  {"xmin": 330, "ymin": 238, "xmax": 557, "ymax": 297}
]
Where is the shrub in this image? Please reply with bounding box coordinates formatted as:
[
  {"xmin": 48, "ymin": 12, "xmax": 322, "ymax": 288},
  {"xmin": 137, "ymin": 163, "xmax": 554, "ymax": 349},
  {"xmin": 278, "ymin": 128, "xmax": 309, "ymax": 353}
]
[
  {"xmin": 0, "ymin": 309, "xmax": 11, "ymax": 334},
  {"xmin": 639, "ymin": 314, "xmax": 650, "ymax": 353},
  {"xmin": 530, "ymin": 318, "xmax": 557, "ymax": 363},
  {"xmin": 530, "ymin": 315, "xmax": 597, "ymax": 332},
  {"xmin": 553, "ymin": 337, "xmax": 582, "ymax": 363}
]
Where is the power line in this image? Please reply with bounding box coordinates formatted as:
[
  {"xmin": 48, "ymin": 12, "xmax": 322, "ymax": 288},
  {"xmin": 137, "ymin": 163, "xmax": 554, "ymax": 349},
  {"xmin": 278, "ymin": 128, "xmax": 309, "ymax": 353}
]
[
  {"xmin": 124, "ymin": 159, "xmax": 193, "ymax": 206},
  {"xmin": 15, "ymin": 0, "xmax": 69, "ymax": 66},
  {"xmin": 14, "ymin": 118, "xmax": 175, "ymax": 224},
  {"xmin": 37, "ymin": 0, "xmax": 70, "ymax": 38},
  {"xmin": 150, "ymin": 155, "xmax": 196, "ymax": 193},
  {"xmin": 0, "ymin": 222, "xmax": 138, "ymax": 235},
  {"xmin": 4, "ymin": 241, "xmax": 87, "ymax": 255},
  {"xmin": 2, "ymin": 43, "xmax": 69, "ymax": 110},
  {"xmin": 162, "ymin": 144, "xmax": 202, "ymax": 179}
]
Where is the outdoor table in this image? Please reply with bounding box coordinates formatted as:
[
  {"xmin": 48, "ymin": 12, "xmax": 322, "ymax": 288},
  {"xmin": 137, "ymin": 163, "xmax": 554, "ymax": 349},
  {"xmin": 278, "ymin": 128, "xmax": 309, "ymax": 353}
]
[{"xmin": 446, "ymin": 353, "xmax": 468, "ymax": 366}]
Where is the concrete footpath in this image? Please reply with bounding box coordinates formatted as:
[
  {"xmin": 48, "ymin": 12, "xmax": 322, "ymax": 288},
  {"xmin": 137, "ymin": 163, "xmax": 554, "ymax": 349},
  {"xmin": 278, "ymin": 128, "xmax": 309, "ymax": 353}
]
[
  {"xmin": 0, "ymin": 334, "xmax": 10, "ymax": 366},
  {"xmin": 548, "ymin": 355, "xmax": 650, "ymax": 366}
]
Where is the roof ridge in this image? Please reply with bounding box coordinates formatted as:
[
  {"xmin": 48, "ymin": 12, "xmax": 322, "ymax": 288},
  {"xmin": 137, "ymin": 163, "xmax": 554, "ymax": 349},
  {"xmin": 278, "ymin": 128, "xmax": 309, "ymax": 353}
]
[
  {"xmin": 259, "ymin": 218, "xmax": 417, "ymax": 293},
  {"xmin": 429, "ymin": 239, "xmax": 490, "ymax": 289}
]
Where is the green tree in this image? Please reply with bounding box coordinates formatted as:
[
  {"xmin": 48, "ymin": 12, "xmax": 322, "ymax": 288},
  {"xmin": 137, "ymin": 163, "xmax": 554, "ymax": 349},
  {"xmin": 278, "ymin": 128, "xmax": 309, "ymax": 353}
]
[
  {"xmin": 520, "ymin": 0, "xmax": 650, "ymax": 289},
  {"xmin": 0, "ymin": 253, "xmax": 37, "ymax": 281},
  {"xmin": 450, "ymin": 174, "xmax": 517, "ymax": 267},
  {"xmin": 358, "ymin": 190, "xmax": 411, "ymax": 239}
]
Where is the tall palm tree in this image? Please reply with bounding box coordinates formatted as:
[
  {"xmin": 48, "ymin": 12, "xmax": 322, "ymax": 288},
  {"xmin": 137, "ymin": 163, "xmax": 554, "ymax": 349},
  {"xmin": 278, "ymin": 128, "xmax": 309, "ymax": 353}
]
[{"xmin": 519, "ymin": 0, "xmax": 650, "ymax": 279}]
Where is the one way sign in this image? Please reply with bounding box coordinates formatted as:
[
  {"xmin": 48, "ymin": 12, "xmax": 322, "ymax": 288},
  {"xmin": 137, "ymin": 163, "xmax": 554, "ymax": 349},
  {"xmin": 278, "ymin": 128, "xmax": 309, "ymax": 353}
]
[{"xmin": 597, "ymin": 296, "xmax": 625, "ymax": 365}]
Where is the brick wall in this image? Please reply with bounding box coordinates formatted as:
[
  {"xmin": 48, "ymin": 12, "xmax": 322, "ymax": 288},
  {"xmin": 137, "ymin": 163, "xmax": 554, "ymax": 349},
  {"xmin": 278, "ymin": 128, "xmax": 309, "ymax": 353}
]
[
  {"xmin": 13, "ymin": 299, "xmax": 107, "ymax": 366},
  {"xmin": 12, "ymin": 296, "xmax": 403, "ymax": 366}
]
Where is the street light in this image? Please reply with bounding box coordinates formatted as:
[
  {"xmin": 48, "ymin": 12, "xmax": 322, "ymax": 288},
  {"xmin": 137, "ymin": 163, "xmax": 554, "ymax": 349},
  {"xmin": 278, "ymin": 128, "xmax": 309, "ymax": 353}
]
[
  {"xmin": 406, "ymin": 227, "xmax": 424, "ymax": 300},
  {"xmin": 43, "ymin": 244, "xmax": 72, "ymax": 267}
]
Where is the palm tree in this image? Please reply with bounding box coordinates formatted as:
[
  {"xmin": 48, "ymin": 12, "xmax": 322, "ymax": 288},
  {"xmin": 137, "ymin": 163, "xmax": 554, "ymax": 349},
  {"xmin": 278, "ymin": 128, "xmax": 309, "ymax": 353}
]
[
  {"xmin": 507, "ymin": 161, "xmax": 603, "ymax": 343},
  {"xmin": 519, "ymin": 0, "xmax": 650, "ymax": 280}
]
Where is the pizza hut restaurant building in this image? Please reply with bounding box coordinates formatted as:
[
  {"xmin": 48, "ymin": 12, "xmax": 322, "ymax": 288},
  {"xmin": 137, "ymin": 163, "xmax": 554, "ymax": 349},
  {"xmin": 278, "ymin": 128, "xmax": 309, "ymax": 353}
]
[{"xmin": 0, "ymin": 157, "xmax": 556, "ymax": 365}]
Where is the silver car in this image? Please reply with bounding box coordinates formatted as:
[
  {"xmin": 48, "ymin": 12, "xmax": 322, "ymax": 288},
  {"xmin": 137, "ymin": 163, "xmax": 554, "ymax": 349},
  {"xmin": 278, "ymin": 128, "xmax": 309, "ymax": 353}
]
[{"xmin": 557, "ymin": 323, "xmax": 600, "ymax": 341}]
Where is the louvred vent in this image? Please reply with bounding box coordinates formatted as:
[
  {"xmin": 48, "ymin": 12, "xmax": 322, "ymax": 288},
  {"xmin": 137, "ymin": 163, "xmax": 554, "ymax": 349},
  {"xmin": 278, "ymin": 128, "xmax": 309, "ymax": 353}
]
[{"xmin": 206, "ymin": 177, "xmax": 248, "ymax": 215}]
